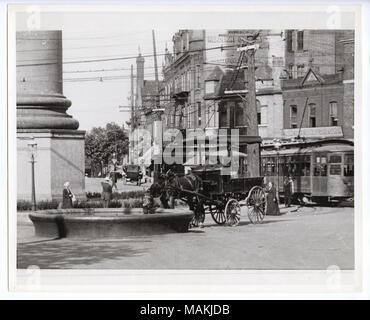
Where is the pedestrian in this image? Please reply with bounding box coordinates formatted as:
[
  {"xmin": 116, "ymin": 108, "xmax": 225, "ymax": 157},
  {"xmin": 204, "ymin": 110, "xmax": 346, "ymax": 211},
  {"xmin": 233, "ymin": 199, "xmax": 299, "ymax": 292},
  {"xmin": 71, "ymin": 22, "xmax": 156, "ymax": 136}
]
[
  {"xmin": 61, "ymin": 181, "xmax": 74, "ymax": 209},
  {"xmin": 110, "ymin": 171, "xmax": 118, "ymax": 191},
  {"xmin": 284, "ymin": 175, "xmax": 294, "ymax": 207},
  {"xmin": 265, "ymin": 181, "xmax": 280, "ymax": 215},
  {"xmin": 101, "ymin": 176, "xmax": 113, "ymax": 208}
]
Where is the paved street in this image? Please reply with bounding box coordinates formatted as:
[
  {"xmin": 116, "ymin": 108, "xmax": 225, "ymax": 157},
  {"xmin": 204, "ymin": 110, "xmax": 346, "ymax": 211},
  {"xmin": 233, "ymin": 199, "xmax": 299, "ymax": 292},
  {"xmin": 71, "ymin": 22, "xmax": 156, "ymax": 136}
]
[
  {"xmin": 17, "ymin": 205, "xmax": 354, "ymax": 270},
  {"xmin": 85, "ymin": 177, "xmax": 150, "ymax": 193}
]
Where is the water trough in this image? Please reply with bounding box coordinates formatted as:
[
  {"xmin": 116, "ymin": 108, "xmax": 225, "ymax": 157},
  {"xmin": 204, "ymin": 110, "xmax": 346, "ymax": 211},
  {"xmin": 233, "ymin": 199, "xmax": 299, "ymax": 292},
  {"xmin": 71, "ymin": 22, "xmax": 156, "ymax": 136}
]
[{"xmin": 29, "ymin": 208, "xmax": 194, "ymax": 239}]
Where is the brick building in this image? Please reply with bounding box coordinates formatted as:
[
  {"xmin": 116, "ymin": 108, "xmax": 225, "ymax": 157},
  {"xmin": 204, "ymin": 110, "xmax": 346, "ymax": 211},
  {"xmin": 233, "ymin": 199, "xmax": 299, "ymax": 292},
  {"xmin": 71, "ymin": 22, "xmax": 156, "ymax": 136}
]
[{"xmin": 281, "ymin": 30, "xmax": 354, "ymax": 140}]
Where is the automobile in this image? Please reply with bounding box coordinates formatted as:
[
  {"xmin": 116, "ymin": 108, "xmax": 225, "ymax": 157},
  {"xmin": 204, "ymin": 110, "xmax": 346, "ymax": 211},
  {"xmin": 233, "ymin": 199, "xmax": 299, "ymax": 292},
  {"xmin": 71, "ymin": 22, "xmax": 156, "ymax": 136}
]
[{"xmin": 123, "ymin": 165, "xmax": 143, "ymax": 186}]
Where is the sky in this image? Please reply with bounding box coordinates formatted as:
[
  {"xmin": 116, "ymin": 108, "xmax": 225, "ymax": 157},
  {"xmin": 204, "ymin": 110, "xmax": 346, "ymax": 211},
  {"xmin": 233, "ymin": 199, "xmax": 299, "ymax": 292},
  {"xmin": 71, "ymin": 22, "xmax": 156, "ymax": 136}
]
[{"xmin": 16, "ymin": 11, "xmax": 177, "ymax": 131}]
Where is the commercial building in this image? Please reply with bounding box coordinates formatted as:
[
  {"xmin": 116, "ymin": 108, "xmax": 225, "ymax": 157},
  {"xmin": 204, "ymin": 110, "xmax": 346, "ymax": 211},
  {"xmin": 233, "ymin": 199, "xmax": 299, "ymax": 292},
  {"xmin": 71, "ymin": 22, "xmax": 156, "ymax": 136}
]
[{"xmin": 281, "ymin": 30, "xmax": 354, "ymax": 141}]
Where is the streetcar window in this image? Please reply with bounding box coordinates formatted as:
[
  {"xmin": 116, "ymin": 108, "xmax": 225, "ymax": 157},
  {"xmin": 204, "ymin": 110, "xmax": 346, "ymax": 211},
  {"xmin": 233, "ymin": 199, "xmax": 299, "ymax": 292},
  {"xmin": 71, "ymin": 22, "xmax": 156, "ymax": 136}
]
[
  {"xmin": 329, "ymin": 164, "xmax": 342, "ymax": 175},
  {"xmin": 314, "ymin": 164, "xmax": 327, "ymax": 176},
  {"xmin": 315, "ymin": 155, "xmax": 327, "ymax": 164},
  {"xmin": 329, "ymin": 155, "xmax": 342, "ymax": 163},
  {"xmin": 321, "ymin": 165, "xmax": 327, "ymax": 176},
  {"xmin": 304, "ymin": 162, "xmax": 311, "ymax": 176},
  {"xmin": 344, "ymin": 165, "xmax": 354, "ymax": 176},
  {"xmin": 344, "ymin": 154, "xmax": 354, "ymax": 176},
  {"xmin": 296, "ymin": 163, "xmax": 304, "ymax": 176}
]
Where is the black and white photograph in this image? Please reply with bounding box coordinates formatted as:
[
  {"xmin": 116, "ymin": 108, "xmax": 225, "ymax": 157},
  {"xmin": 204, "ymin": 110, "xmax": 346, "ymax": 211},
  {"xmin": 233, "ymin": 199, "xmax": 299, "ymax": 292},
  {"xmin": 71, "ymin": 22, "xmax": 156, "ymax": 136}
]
[{"xmin": 3, "ymin": 3, "xmax": 367, "ymax": 295}]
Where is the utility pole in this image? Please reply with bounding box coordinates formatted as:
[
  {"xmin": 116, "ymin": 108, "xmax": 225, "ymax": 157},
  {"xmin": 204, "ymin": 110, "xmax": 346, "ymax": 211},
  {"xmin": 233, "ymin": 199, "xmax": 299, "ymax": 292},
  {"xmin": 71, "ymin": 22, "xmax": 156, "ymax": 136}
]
[
  {"xmin": 152, "ymin": 29, "xmax": 162, "ymax": 183},
  {"xmin": 130, "ymin": 64, "xmax": 134, "ymax": 164},
  {"xmin": 241, "ymin": 32, "xmax": 260, "ymax": 177}
]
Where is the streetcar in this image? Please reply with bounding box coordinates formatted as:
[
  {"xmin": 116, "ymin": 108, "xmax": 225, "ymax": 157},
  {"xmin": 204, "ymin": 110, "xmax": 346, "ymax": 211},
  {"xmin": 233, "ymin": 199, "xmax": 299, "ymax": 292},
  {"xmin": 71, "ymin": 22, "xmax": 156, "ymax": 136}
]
[{"xmin": 261, "ymin": 139, "xmax": 354, "ymax": 203}]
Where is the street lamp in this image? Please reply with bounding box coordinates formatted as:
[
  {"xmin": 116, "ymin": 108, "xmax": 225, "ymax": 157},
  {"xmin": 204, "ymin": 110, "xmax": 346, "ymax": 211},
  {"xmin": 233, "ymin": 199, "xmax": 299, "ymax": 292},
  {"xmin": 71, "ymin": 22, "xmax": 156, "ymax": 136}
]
[
  {"xmin": 27, "ymin": 137, "xmax": 37, "ymax": 211},
  {"xmin": 112, "ymin": 152, "xmax": 117, "ymax": 170},
  {"xmin": 273, "ymin": 139, "xmax": 282, "ymax": 204}
]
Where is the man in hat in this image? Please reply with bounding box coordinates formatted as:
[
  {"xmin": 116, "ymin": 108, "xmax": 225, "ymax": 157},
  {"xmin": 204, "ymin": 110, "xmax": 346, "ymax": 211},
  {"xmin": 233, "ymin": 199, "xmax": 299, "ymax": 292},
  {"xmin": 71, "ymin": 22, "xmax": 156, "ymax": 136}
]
[
  {"xmin": 284, "ymin": 175, "xmax": 294, "ymax": 207},
  {"xmin": 101, "ymin": 176, "xmax": 113, "ymax": 208}
]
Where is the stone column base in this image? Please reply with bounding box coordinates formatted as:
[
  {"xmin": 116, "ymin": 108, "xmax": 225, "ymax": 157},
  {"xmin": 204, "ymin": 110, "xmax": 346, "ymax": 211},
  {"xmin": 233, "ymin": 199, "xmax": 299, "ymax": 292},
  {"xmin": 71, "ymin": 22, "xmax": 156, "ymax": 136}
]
[{"xmin": 17, "ymin": 129, "xmax": 86, "ymax": 202}]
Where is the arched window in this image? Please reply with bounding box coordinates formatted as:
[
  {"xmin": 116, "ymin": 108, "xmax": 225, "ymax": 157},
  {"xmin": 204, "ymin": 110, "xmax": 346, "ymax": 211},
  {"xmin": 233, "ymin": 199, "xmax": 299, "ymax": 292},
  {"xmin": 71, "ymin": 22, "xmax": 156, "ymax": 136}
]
[{"xmin": 329, "ymin": 101, "xmax": 338, "ymax": 126}]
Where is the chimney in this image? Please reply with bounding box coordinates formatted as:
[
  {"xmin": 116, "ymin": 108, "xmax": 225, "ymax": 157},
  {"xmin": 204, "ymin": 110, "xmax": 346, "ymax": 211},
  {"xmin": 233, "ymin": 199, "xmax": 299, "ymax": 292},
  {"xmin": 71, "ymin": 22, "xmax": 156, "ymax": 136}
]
[{"xmin": 136, "ymin": 47, "xmax": 145, "ymax": 102}]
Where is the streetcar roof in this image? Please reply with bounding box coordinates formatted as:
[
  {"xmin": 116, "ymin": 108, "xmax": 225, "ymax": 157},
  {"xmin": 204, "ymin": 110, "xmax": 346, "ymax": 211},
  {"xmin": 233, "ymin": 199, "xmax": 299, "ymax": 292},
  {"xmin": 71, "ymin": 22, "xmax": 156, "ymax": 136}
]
[{"xmin": 261, "ymin": 143, "xmax": 353, "ymax": 156}]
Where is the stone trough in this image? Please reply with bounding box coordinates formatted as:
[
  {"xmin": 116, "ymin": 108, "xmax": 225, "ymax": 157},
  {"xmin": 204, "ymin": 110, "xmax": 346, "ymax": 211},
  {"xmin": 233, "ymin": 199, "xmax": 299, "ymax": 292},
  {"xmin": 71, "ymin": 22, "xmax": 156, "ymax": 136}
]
[{"xmin": 29, "ymin": 208, "xmax": 194, "ymax": 239}]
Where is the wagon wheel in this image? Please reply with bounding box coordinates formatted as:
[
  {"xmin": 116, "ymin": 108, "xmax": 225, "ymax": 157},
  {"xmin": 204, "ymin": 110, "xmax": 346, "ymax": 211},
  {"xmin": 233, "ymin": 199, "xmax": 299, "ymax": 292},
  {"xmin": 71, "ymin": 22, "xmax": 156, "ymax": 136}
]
[
  {"xmin": 209, "ymin": 203, "xmax": 226, "ymax": 225},
  {"xmin": 189, "ymin": 198, "xmax": 205, "ymax": 228},
  {"xmin": 225, "ymin": 198, "xmax": 241, "ymax": 227},
  {"xmin": 247, "ymin": 186, "xmax": 266, "ymax": 224}
]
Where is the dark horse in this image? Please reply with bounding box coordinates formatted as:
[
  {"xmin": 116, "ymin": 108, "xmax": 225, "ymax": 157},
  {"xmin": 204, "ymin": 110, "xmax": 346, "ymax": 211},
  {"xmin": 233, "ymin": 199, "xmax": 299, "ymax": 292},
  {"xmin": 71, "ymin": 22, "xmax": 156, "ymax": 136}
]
[{"xmin": 163, "ymin": 170, "xmax": 205, "ymax": 226}]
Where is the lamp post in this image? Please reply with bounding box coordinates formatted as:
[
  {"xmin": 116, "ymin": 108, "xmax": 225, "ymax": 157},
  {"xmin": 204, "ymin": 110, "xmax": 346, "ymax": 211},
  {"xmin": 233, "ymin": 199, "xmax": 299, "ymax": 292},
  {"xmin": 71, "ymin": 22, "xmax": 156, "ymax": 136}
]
[
  {"xmin": 273, "ymin": 139, "xmax": 282, "ymax": 204},
  {"xmin": 27, "ymin": 137, "xmax": 37, "ymax": 211},
  {"xmin": 112, "ymin": 152, "xmax": 117, "ymax": 171}
]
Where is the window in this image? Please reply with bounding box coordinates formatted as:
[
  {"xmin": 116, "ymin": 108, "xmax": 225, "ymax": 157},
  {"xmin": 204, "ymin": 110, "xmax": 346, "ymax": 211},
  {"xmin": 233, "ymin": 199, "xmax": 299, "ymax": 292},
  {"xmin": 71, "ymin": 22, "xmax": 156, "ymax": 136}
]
[
  {"xmin": 256, "ymin": 100, "xmax": 262, "ymax": 125},
  {"xmin": 205, "ymin": 81, "xmax": 217, "ymax": 94},
  {"xmin": 288, "ymin": 64, "xmax": 294, "ymax": 79},
  {"xmin": 197, "ymin": 102, "xmax": 202, "ymax": 126},
  {"xmin": 219, "ymin": 104, "xmax": 228, "ymax": 128},
  {"xmin": 290, "ymin": 105, "xmax": 298, "ymax": 128},
  {"xmin": 344, "ymin": 154, "xmax": 354, "ymax": 176},
  {"xmin": 235, "ymin": 102, "xmax": 244, "ymax": 127},
  {"xmin": 329, "ymin": 101, "xmax": 338, "ymax": 126},
  {"xmin": 309, "ymin": 103, "xmax": 316, "ymax": 127},
  {"xmin": 262, "ymin": 157, "xmax": 277, "ymax": 176},
  {"xmin": 297, "ymin": 31, "xmax": 304, "ymax": 51},
  {"xmin": 186, "ymin": 103, "xmax": 191, "ymax": 128},
  {"xmin": 329, "ymin": 165, "xmax": 342, "ymax": 175},
  {"xmin": 297, "ymin": 64, "xmax": 305, "ymax": 77},
  {"xmin": 329, "ymin": 154, "xmax": 342, "ymax": 163},
  {"xmin": 313, "ymin": 154, "xmax": 327, "ymax": 176},
  {"xmin": 206, "ymin": 103, "xmax": 216, "ymax": 128},
  {"xmin": 195, "ymin": 65, "xmax": 201, "ymax": 89},
  {"xmin": 287, "ymin": 30, "xmax": 293, "ymax": 52},
  {"xmin": 170, "ymin": 110, "xmax": 175, "ymax": 127}
]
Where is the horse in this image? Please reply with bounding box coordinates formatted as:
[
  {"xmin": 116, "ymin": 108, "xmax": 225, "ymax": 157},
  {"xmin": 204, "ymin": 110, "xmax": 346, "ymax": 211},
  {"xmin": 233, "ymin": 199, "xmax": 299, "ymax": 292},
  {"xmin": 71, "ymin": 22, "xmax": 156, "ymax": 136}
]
[
  {"xmin": 163, "ymin": 170, "xmax": 205, "ymax": 226},
  {"xmin": 146, "ymin": 174, "xmax": 170, "ymax": 209}
]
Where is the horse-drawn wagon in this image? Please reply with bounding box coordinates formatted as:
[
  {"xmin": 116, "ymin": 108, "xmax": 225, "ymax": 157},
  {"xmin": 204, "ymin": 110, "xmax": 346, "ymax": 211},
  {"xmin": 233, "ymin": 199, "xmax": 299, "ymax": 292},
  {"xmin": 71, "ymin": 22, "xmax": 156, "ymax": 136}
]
[{"xmin": 163, "ymin": 164, "xmax": 266, "ymax": 227}]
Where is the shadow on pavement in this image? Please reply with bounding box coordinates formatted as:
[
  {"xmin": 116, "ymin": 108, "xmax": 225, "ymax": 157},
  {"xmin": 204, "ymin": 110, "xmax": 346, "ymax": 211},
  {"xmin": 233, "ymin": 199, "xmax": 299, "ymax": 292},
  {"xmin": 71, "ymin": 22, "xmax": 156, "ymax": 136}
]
[{"xmin": 17, "ymin": 240, "xmax": 147, "ymax": 269}]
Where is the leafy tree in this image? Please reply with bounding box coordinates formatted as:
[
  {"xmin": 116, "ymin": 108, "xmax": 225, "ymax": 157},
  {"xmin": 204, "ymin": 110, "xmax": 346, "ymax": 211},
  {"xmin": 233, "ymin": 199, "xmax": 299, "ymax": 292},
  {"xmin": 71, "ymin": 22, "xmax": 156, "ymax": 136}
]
[{"xmin": 85, "ymin": 122, "xmax": 129, "ymax": 176}]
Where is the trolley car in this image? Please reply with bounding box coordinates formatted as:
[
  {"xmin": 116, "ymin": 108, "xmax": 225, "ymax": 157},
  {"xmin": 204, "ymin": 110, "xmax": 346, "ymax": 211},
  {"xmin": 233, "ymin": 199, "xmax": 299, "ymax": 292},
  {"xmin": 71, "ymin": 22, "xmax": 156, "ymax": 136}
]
[{"xmin": 261, "ymin": 139, "xmax": 354, "ymax": 203}]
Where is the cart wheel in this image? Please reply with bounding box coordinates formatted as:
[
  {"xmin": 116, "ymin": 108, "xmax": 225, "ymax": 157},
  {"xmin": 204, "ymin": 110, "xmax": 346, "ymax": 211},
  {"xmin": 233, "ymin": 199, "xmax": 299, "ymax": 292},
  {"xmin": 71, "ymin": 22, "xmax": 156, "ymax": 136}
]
[
  {"xmin": 209, "ymin": 204, "xmax": 226, "ymax": 225},
  {"xmin": 247, "ymin": 186, "xmax": 266, "ymax": 224},
  {"xmin": 225, "ymin": 199, "xmax": 241, "ymax": 226}
]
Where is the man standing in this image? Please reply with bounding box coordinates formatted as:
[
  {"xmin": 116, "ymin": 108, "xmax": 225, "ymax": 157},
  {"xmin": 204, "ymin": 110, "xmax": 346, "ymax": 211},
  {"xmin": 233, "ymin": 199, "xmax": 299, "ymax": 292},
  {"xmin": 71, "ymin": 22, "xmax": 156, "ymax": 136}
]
[
  {"xmin": 284, "ymin": 175, "xmax": 294, "ymax": 207},
  {"xmin": 110, "ymin": 171, "xmax": 118, "ymax": 191},
  {"xmin": 101, "ymin": 176, "xmax": 113, "ymax": 208}
]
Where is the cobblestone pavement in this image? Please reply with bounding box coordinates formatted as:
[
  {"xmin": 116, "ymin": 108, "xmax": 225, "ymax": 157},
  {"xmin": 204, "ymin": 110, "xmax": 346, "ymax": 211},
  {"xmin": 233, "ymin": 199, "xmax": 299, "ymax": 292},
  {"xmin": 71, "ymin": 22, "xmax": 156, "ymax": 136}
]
[{"xmin": 17, "ymin": 205, "xmax": 354, "ymax": 270}]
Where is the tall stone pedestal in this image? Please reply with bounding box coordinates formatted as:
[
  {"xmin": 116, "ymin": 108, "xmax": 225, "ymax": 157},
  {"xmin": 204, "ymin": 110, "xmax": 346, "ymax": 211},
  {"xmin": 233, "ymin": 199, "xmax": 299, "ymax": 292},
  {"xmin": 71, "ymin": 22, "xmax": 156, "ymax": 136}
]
[
  {"xmin": 17, "ymin": 130, "xmax": 85, "ymax": 201},
  {"xmin": 17, "ymin": 31, "xmax": 85, "ymax": 202}
]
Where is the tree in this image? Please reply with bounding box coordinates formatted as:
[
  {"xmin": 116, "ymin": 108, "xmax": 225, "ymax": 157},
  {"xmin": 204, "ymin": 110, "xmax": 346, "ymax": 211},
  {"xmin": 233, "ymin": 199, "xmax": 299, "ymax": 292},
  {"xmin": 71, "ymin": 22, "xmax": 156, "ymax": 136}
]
[{"xmin": 85, "ymin": 122, "xmax": 129, "ymax": 177}]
